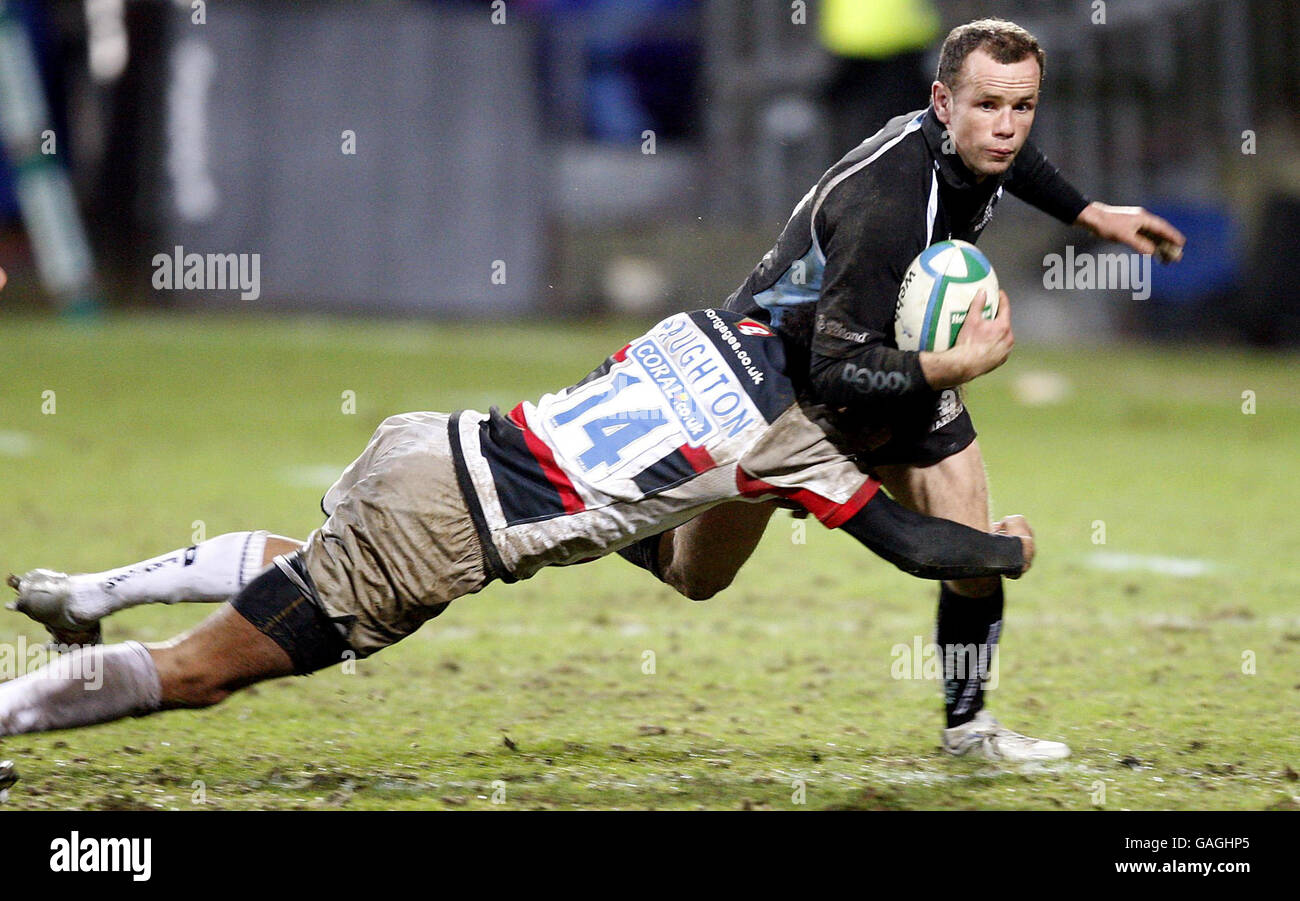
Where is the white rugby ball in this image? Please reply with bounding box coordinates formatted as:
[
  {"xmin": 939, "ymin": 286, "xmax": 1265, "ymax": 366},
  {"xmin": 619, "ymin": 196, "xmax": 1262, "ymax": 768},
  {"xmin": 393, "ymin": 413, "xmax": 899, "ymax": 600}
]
[{"xmin": 895, "ymin": 239, "xmax": 999, "ymax": 352}]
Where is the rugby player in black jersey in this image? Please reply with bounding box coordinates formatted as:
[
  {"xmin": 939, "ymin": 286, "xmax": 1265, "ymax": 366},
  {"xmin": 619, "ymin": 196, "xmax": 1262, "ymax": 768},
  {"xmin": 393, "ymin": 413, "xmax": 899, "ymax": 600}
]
[{"xmin": 618, "ymin": 19, "xmax": 1185, "ymax": 762}]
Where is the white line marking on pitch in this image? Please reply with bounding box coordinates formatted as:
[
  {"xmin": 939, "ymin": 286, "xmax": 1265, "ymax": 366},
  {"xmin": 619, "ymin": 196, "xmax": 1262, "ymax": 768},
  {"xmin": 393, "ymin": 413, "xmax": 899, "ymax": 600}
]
[
  {"xmin": 1084, "ymin": 551, "xmax": 1216, "ymax": 578},
  {"xmin": 0, "ymin": 431, "xmax": 35, "ymax": 456}
]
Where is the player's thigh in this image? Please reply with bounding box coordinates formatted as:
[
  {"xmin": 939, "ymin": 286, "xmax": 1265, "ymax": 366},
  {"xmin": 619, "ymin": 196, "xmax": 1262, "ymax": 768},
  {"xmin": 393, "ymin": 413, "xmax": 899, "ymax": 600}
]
[
  {"xmin": 662, "ymin": 500, "xmax": 778, "ymax": 599},
  {"xmin": 303, "ymin": 412, "xmax": 487, "ymax": 655},
  {"xmin": 877, "ymin": 441, "xmax": 997, "ymax": 597},
  {"xmin": 262, "ymin": 535, "xmax": 304, "ymax": 565},
  {"xmin": 148, "ymin": 602, "xmax": 295, "ymax": 709},
  {"xmin": 876, "ymin": 439, "xmax": 990, "ymax": 529}
]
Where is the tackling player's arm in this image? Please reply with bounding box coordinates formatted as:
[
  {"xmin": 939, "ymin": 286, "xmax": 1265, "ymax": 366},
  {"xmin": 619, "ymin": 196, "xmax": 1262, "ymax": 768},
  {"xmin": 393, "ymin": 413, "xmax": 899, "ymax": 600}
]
[{"xmin": 839, "ymin": 490, "xmax": 1034, "ymax": 581}]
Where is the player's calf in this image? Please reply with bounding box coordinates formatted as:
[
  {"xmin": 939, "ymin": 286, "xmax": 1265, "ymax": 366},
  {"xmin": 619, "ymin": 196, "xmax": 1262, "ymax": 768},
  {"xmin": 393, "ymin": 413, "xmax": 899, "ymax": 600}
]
[
  {"xmin": 155, "ymin": 555, "xmax": 357, "ymax": 709},
  {"xmin": 151, "ymin": 604, "xmax": 296, "ymax": 709}
]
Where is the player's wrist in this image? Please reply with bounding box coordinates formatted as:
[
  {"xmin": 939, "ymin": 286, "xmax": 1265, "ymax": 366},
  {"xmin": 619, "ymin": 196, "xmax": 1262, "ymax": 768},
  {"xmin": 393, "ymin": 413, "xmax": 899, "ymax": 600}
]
[
  {"xmin": 1074, "ymin": 201, "xmax": 1104, "ymax": 232},
  {"xmin": 920, "ymin": 346, "xmax": 976, "ymax": 389}
]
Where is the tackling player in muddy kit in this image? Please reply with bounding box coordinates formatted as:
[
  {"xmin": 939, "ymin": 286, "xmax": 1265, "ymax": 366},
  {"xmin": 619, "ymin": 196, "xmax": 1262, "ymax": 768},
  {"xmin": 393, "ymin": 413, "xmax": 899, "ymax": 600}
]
[{"xmin": 1, "ymin": 306, "xmax": 1033, "ymax": 787}]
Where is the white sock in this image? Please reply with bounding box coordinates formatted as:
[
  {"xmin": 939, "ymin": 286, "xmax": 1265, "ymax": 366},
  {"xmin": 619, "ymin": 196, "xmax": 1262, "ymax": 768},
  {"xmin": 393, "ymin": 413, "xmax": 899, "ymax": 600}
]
[
  {"xmin": 0, "ymin": 641, "xmax": 162, "ymax": 736},
  {"xmin": 69, "ymin": 531, "xmax": 269, "ymax": 622}
]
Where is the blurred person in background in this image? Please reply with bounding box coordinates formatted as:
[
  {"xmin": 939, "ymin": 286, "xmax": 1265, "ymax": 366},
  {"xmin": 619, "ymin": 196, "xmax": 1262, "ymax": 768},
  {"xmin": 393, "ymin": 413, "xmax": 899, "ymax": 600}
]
[{"xmin": 820, "ymin": 0, "xmax": 941, "ymax": 158}]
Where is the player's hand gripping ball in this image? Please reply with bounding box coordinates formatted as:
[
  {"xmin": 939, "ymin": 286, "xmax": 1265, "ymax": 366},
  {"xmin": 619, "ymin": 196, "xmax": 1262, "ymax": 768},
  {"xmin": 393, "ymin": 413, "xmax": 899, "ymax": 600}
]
[{"xmin": 895, "ymin": 240, "xmax": 999, "ymax": 352}]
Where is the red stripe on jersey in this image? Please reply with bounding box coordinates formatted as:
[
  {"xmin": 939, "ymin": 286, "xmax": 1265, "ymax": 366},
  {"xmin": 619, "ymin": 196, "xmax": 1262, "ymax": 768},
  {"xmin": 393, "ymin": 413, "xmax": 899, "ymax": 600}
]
[
  {"xmin": 819, "ymin": 477, "xmax": 881, "ymax": 529},
  {"xmin": 612, "ymin": 344, "xmax": 631, "ymax": 362},
  {"xmin": 508, "ymin": 403, "xmax": 586, "ymax": 514},
  {"xmin": 678, "ymin": 443, "xmax": 715, "ymax": 473},
  {"xmin": 735, "ymin": 469, "xmax": 880, "ymax": 528}
]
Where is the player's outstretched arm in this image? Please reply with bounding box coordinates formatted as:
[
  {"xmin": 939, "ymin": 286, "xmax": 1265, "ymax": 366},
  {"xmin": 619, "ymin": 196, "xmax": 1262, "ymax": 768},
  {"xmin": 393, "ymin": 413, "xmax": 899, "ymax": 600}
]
[
  {"xmin": 1005, "ymin": 142, "xmax": 1186, "ymax": 261},
  {"xmin": 839, "ymin": 490, "xmax": 1032, "ymax": 581},
  {"xmin": 1074, "ymin": 202, "xmax": 1186, "ymax": 262}
]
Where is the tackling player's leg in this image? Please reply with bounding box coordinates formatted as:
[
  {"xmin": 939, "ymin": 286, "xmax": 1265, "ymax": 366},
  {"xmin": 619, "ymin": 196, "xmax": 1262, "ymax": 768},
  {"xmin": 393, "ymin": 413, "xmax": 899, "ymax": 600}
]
[
  {"xmin": 0, "ymin": 560, "xmax": 345, "ymax": 742},
  {"xmin": 657, "ymin": 500, "xmax": 779, "ymax": 600},
  {"xmin": 0, "ymin": 411, "xmax": 478, "ymax": 752},
  {"xmin": 877, "ymin": 439, "xmax": 1069, "ymax": 762},
  {"xmin": 6, "ymin": 532, "xmax": 303, "ymax": 646}
]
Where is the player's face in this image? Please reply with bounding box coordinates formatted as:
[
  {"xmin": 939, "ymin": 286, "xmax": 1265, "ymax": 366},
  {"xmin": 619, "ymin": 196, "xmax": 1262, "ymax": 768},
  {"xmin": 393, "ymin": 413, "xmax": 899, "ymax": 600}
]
[{"xmin": 932, "ymin": 50, "xmax": 1040, "ymax": 181}]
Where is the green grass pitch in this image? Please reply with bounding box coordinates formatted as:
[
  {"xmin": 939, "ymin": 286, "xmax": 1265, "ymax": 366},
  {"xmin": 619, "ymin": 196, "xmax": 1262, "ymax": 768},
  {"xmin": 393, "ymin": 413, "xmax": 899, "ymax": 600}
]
[{"xmin": 0, "ymin": 313, "xmax": 1297, "ymax": 810}]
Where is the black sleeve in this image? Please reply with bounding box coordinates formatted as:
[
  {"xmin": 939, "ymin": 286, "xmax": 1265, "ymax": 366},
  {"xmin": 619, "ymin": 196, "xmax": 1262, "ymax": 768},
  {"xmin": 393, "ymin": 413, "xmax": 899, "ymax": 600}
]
[
  {"xmin": 806, "ymin": 176, "xmax": 935, "ymax": 419},
  {"xmin": 1005, "ymin": 139, "xmax": 1091, "ymax": 225},
  {"xmin": 839, "ymin": 490, "xmax": 1026, "ymax": 580}
]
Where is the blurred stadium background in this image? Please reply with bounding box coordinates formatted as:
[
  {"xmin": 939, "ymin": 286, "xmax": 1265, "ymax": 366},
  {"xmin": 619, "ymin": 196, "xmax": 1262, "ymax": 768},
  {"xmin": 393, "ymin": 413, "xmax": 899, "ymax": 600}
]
[{"xmin": 0, "ymin": 0, "xmax": 1298, "ymax": 342}]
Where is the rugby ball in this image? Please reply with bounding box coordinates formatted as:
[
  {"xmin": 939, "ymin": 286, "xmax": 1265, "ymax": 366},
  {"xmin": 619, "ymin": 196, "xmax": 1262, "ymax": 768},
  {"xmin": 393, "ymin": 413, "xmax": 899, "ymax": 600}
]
[{"xmin": 895, "ymin": 240, "xmax": 999, "ymax": 352}]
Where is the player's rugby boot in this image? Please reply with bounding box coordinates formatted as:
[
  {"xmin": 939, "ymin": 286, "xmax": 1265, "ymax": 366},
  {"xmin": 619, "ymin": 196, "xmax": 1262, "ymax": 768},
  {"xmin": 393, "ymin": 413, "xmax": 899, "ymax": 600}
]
[
  {"xmin": 5, "ymin": 571, "xmax": 103, "ymax": 648},
  {"xmin": 942, "ymin": 710, "xmax": 1071, "ymax": 762}
]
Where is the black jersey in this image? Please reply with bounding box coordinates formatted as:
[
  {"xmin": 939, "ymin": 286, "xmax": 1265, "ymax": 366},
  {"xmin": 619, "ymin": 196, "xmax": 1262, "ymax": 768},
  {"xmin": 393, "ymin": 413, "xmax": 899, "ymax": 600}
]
[{"xmin": 725, "ymin": 106, "xmax": 1087, "ymax": 432}]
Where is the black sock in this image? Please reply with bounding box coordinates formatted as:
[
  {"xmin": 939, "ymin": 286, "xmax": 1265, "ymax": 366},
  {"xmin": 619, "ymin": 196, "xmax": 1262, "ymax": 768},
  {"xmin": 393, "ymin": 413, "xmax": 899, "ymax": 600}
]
[
  {"xmin": 936, "ymin": 581, "xmax": 1004, "ymax": 728},
  {"xmin": 615, "ymin": 533, "xmax": 664, "ymax": 581}
]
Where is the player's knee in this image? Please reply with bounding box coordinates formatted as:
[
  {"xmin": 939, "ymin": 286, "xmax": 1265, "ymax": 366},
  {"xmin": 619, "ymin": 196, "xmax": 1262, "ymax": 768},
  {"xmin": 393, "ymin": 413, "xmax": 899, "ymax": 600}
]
[
  {"xmin": 667, "ymin": 569, "xmax": 734, "ymax": 601},
  {"xmin": 944, "ymin": 575, "xmax": 1000, "ymax": 598},
  {"xmin": 154, "ymin": 646, "xmax": 238, "ymax": 709}
]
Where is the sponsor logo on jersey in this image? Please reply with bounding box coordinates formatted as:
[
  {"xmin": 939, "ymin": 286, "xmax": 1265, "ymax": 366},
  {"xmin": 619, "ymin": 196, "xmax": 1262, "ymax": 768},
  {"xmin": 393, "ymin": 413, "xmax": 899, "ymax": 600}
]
[
  {"xmin": 973, "ymin": 186, "xmax": 1003, "ymax": 233},
  {"xmin": 627, "ymin": 339, "xmax": 713, "ymax": 443},
  {"xmin": 736, "ymin": 319, "xmax": 772, "ymax": 337},
  {"xmin": 816, "ymin": 313, "xmax": 869, "ymax": 345},
  {"xmin": 702, "ymin": 309, "xmax": 766, "ymax": 386},
  {"xmin": 641, "ymin": 316, "xmax": 761, "ymax": 440},
  {"xmin": 841, "ymin": 363, "xmax": 912, "ymax": 392}
]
